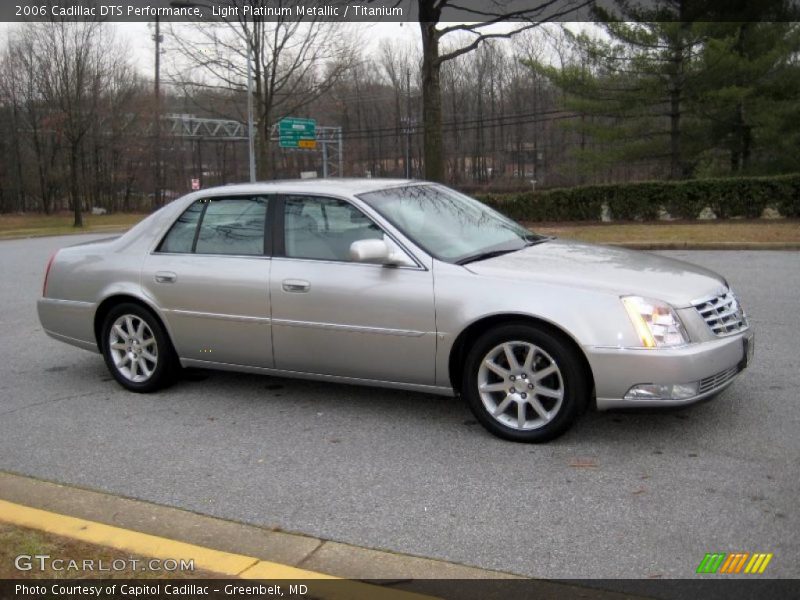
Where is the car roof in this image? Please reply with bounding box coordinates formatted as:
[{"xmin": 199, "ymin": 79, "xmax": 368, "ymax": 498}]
[{"xmin": 196, "ymin": 178, "xmax": 422, "ymax": 197}]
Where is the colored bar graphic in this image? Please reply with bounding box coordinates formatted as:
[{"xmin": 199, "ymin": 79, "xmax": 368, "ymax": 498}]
[
  {"xmin": 745, "ymin": 553, "xmax": 774, "ymax": 574},
  {"xmin": 719, "ymin": 553, "xmax": 749, "ymax": 573},
  {"xmin": 698, "ymin": 552, "xmax": 773, "ymax": 574},
  {"xmin": 697, "ymin": 553, "xmax": 727, "ymax": 573}
]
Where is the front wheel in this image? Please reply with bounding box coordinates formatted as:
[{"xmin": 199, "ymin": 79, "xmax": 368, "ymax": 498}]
[
  {"xmin": 462, "ymin": 324, "xmax": 589, "ymax": 443},
  {"xmin": 101, "ymin": 303, "xmax": 177, "ymax": 393}
]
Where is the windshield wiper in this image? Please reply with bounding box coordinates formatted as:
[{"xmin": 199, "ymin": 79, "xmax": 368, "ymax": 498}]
[
  {"xmin": 456, "ymin": 248, "xmax": 518, "ymax": 265},
  {"xmin": 524, "ymin": 235, "xmax": 551, "ymax": 246}
]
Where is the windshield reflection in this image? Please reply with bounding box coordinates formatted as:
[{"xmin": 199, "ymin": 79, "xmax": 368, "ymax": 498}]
[{"xmin": 358, "ymin": 184, "xmax": 545, "ymax": 263}]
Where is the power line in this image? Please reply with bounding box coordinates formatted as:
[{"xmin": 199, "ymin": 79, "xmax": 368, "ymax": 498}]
[{"xmin": 338, "ymin": 111, "xmax": 579, "ymax": 142}]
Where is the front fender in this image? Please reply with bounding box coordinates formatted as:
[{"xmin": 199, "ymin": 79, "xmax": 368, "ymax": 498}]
[{"xmin": 433, "ymin": 261, "xmax": 636, "ymax": 388}]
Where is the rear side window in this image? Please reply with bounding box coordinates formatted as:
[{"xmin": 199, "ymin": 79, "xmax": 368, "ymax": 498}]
[
  {"xmin": 158, "ymin": 197, "xmax": 269, "ymax": 256},
  {"xmin": 158, "ymin": 201, "xmax": 203, "ymax": 253}
]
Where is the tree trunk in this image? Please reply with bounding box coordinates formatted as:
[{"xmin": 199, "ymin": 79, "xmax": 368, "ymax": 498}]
[
  {"xmin": 419, "ymin": 21, "xmax": 444, "ymax": 182},
  {"xmin": 70, "ymin": 144, "xmax": 83, "ymax": 227}
]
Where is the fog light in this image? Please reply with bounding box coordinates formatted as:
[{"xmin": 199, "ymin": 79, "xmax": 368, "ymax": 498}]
[{"xmin": 624, "ymin": 381, "xmax": 700, "ymax": 401}]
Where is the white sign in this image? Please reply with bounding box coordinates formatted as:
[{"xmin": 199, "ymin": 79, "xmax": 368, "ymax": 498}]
[{"xmin": 191, "ymin": 178, "xmax": 200, "ymax": 190}]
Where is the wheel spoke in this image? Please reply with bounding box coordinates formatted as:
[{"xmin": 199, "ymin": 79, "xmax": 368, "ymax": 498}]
[
  {"xmin": 532, "ymin": 364, "xmax": 558, "ymax": 381},
  {"xmin": 484, "ymin": 359, "xmax": 508, "ymax": 378},
  {"xmin": 503, "ymin": 343, "xmax": 521, "ymax": 370},
  {"xmin": 522, "ymin": 345, "xmax": 535, "ymax": 371},
  {"xmin": 110, "ymin": 342, "xmax": 127, "ymax": 351},
  {"xmin": 517, "ymin": 401, "xmax": 526, "ymax": 429},
  {"xmin": 479, "ymin": 381, "xmax": 508, "ymax": 393},
  {"xmin": 536, "ymin": 386, "xmax": 563, "ymax": 400},
  {"xmin": 130, "ymin": 358, "xmax": 139, "ymax": 378},
  {"xmin": 529, "ymin": 397, "xmax": 550, "ymax": 420},
  {"xmin": 142, "ymin": 338, "xmax": 156, "ymax": 348},
  {"xmin": 125, "ymin": 316, "xmax": 134, "ymax": 337},
  {"xmin": 138, "ymin": 358, "xmax": 152, "ymax": 377},
  {"xmin": 493, "ymin": 395, "xmax": 513, "ymax": 416},
  {"xmin": 113, "ymin": 324, "xmax": 129, "ymax": 341},
  {"xmin": 136, "ymin": 319, "xmax": 145, "ymax": 340},
  {"xmin": 141, "ymin": 350, "xmax": 157, "ymax": 363}
]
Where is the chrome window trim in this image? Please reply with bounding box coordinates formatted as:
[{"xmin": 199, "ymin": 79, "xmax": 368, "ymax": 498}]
[
  {"xmin": 150, "ymin": 193, "xmax": 274, "ymax": 256},
  {"xmin": 271, "ymin": 255, "xmax": 425, "ymax": 272},
  {"xmin": 149, "ymin": 251, "xmax": 272, "ymax": 260}
]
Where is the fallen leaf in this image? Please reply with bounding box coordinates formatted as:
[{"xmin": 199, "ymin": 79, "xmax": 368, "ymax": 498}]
[{"xmin": 568, "ymin": 458, "xmax": 598, "ymax": 468}]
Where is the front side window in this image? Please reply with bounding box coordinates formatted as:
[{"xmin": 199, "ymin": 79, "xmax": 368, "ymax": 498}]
[
  {"xmin": 158, "ymin": 197, "xmax": 269, "ymax": 256},
  {"xmin": 358, "ymin": 184, "xmax": 544, "ymax": 263},
  {"xmin": 283, "ymin": 196, "xmax": 383, "ymax": 261}
]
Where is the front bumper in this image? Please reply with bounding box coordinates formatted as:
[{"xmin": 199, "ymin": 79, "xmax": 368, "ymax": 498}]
[{"xmin": 586, "ymin": 328, "xmax": 754, "ymax": 410}]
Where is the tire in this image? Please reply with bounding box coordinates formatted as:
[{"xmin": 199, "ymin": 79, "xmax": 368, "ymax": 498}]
[
  {"xmin": 462, "ymin": 323, "xmax": 589, "ymax": 443},
  {"xmin": 101, "ymin": 302, "xmax": 177, "ymax": 393}
]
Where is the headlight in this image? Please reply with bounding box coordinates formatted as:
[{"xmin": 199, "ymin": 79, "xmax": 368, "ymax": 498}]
[{"xmin": 622, "ymin": 296, "xmax": 688, "ymax": 348}]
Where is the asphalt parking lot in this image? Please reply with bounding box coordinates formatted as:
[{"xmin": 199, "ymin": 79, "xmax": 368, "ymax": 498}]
[{"xmin": 0, "ymin": 233, "xmax": 798, "ymax": 579}]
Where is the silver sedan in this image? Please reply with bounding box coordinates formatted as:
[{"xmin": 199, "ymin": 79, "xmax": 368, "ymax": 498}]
[{"xmin": 37, "ymin": 179, "xmax": 754, "ymax": 442}]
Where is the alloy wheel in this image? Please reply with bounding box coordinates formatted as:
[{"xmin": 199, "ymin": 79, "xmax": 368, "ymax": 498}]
[
  {"xmin": 477, "ymin": 341, "xmax": 565, "ymax": 431},
  {"xmin": 108, "ymin": 314, "xmax": 159, "ymax": 383}
]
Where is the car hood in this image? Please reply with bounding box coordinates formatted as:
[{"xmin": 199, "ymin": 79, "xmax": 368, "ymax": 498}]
[{"xmin": 463, "ymin": 239, "xmax": 726, "ymax": 307}]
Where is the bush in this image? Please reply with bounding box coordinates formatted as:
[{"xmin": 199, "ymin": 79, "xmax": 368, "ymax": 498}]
[{"xmin": 475, "ymin": 174, "xmax": 800, "ymax": 222}]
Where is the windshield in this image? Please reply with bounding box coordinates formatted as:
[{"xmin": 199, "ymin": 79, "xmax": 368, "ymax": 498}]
[{"xmin": 358, "ymin": 184, "xmax": 545, "ymax": 263}]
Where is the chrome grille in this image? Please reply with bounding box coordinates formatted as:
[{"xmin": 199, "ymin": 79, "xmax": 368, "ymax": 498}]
[
  {"xmin": 693, "ymin": 291, "xmax": 747, "ymax": 336},
  {"xmin": 699, "ymin": 366, "xmax": 739, "ymax": 394}
]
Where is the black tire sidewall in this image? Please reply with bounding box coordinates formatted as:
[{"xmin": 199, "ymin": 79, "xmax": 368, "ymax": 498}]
[
  {"xmin": 462, "ymin": 324, "xmax": 587, "ymax": 443},
  {"xmin": 101, "ymin": 303, "xmax": 174, "ymax": 393}
]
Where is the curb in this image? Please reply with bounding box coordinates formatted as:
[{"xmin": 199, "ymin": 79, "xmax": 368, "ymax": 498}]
[
  {"xmin": 0, "ymin": 499, "xmax": 432, "ymax": 600},
  {"xmin": 605, "ymin": 241, "xmax": 800, "ymax": 251},
  {"xmin": 0, "ymin": 472, "xmax": 653, "ymax": 599},
  {"xmin": 0, "ymin": 471, "xmax": 519, "ymax": 580}
]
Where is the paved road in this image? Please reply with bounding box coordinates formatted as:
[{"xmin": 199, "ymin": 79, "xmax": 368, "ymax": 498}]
[{"xmin": 1, "ymin": 234, "xmax": 798, "ymax": 579}]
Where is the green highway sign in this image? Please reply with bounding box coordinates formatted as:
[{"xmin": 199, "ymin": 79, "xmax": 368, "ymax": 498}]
[{"xmin": 279, "ymin": 117, "xmax": 316, "ymax": 148}]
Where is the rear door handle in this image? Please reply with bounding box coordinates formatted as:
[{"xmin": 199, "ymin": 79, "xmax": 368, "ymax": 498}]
[
  {"xmin": 154, "ymin": 271, "xmax": 177, "ymax": 284},
  {"xmin": 282, "ymin": 279, "xmax": 310, "ymax": 293}
]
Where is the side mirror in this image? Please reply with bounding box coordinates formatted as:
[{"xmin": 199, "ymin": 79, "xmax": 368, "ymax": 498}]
[{"xmin": 350, "ymin": 239, "xmax": 407, "ymax": 265}]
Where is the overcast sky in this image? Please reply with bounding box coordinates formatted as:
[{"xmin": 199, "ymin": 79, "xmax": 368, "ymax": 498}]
[{"xmin": 117, "ymin": 21, "xmax": 419, "ymax": 83}]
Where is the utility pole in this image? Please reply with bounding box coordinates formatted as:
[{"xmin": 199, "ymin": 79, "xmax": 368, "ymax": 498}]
[
  {"xmin": 167, "ymin": 0, "xmax": 256, "ymax": 183},
  {"xmin": 405, "ymin": 68, "xmax": 412, "ymax": 178},
  {"xmin": 246, "ymin": 51, "xmax": 256, "ymax": 182},
  {"xmin": 153, "ymin": 16, "xmax": 162, "ymax": 208}
]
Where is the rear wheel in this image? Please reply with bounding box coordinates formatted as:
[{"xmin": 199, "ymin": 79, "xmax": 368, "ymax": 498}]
[
  {"xmin": 462, "ymin": 324, "xmax": 588, "ymax": 442},
  {"xmin": 101, "ymin": 303, "xmax": 177, "ymax": 393}
]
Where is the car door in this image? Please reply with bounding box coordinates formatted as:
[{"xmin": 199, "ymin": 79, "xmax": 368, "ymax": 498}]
[
  {"xmin": 270, "ymin": 195, "xmax": 436, "ymax": 385},
  {"xmin": 141, "ymin": 195, "xmax": 273, "ymax": 368}
]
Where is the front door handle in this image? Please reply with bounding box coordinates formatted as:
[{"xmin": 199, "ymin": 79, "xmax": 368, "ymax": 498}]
[
  {"xmin": 154, "ymin": 271, "xmax": 177, "ymax": 284},
  {"xmin": 282, "ymin": 279, "xmax": 310, "ymax": 293}
]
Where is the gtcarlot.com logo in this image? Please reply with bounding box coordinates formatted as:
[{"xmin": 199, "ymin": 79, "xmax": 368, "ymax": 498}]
[{"xmin": 696, "ymin": 552, "xmax": 773, "ymax": 574}]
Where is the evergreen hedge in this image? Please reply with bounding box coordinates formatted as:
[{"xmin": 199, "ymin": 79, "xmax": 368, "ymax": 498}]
[{"xmin": 477, "ymin": 174, "xmax": 800, "ymax": 222}]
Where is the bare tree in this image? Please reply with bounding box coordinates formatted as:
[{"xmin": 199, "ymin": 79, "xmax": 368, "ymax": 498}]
[
  {"xmin": 1, "ymin": 30, "xmax": 62, "ymax": 214},
  {"xmin": 168, "ymin": 1, "xmax": 356, "ymax": 179},
  {"xmin": 30, "ymin": 21, "xmax": 120, "ymax": 226}
]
